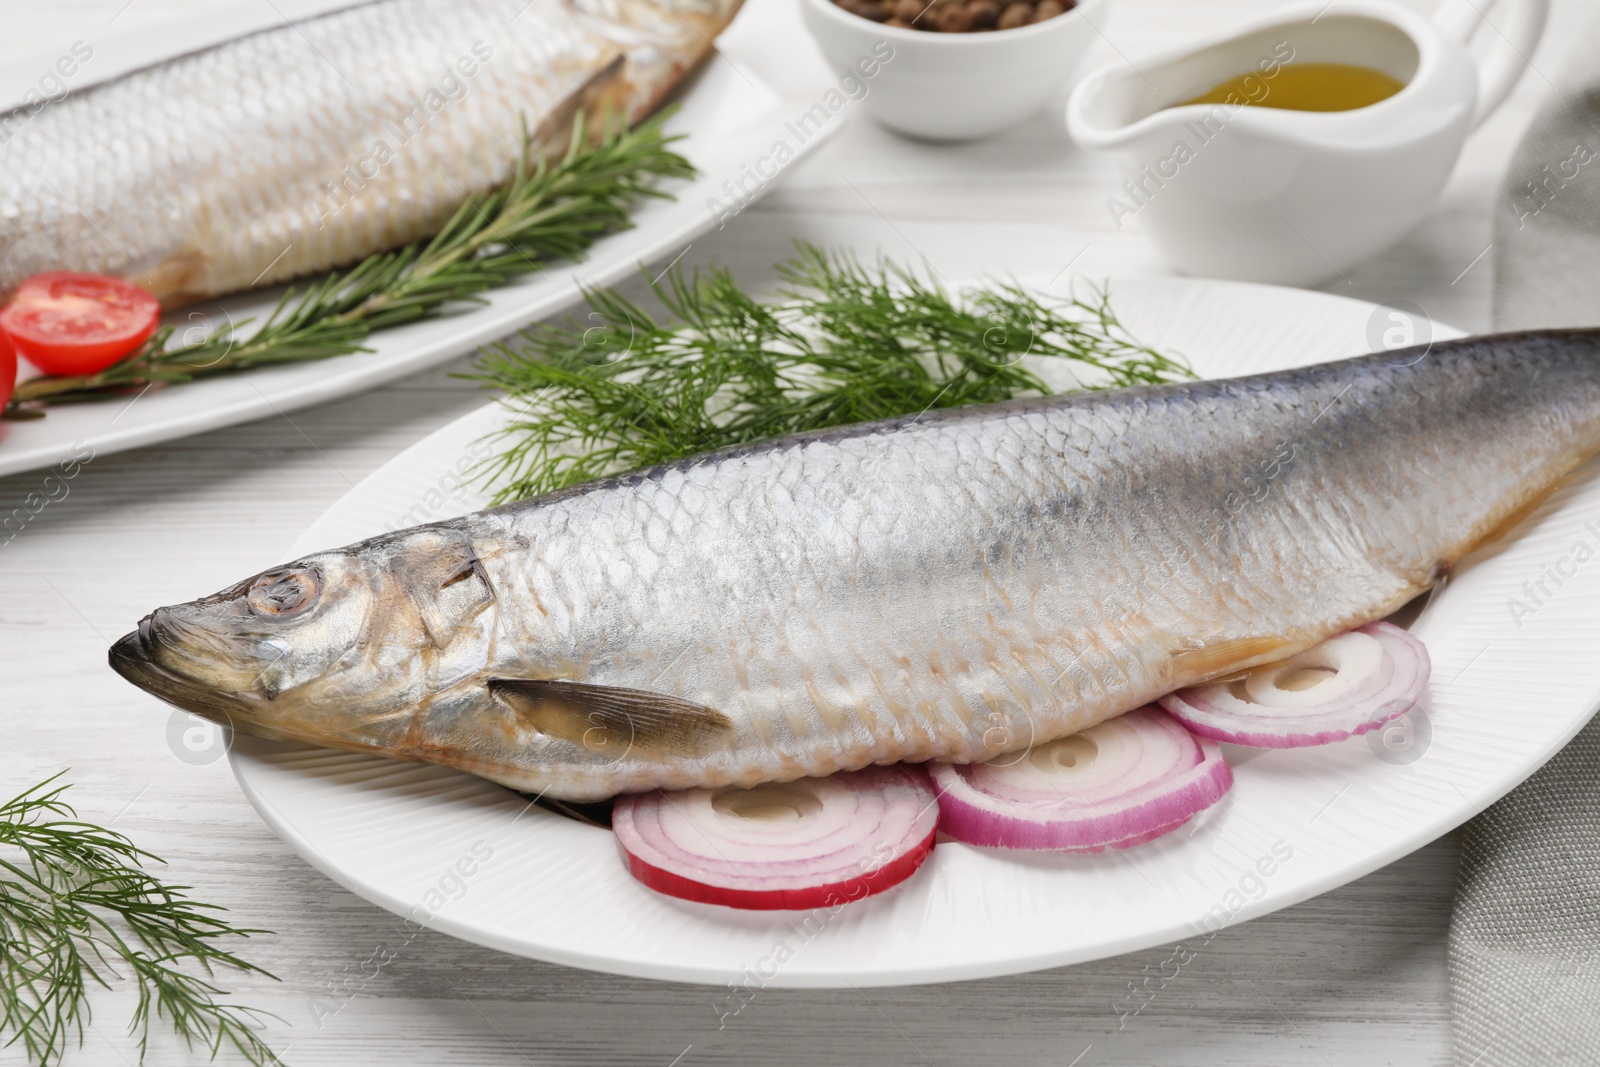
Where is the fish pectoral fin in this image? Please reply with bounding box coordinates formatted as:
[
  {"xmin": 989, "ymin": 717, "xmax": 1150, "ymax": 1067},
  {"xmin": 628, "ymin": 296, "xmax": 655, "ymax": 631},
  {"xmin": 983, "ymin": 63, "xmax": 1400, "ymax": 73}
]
[
  {"xmin": 530, "ymin": 54, "xmax": 627, "ymax": 153},
  {"xmin": 1169, "ymin": 635, "xmax": 1299, "ymax": 684},
  {"xmin": 487, "ymin": 678, "xmax": 733, "ymax": 759}
]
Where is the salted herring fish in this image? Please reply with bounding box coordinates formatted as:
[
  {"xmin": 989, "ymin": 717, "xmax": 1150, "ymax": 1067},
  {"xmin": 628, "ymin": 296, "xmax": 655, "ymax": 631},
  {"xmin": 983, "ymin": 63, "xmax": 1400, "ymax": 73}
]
[
  {"xmin": 0, "ymin": 0, "xmax": 740, "ymax": 303},
  {"xmin": 111, "ymin": 331, "xmax": 1600, "ymax": 799}
]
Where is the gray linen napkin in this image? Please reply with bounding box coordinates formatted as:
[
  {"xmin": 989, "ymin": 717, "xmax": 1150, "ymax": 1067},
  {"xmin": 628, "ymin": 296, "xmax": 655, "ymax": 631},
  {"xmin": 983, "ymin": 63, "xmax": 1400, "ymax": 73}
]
[
  {"xmin": 1492, "ymin": 14, "xmax": 1600, "ymax": 331},
  {"xmin": 1449, "ymin": 720, "xmax": 1600, "ymax": 1064},
  {"xmin": 1449, "ymin": 18, "xmax": 1600, "ymax": 1065}
]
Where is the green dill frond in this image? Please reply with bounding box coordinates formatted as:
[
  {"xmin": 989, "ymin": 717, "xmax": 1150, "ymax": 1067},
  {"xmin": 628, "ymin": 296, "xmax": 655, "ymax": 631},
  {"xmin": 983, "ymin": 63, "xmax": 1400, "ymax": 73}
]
[
  {"xmin": 472, "ymin": 243, "xmax": 1191, "ymax": 503},
  {"xmin": 0, "ymin": 774, "xmax": 282, "ymax": 1066}
]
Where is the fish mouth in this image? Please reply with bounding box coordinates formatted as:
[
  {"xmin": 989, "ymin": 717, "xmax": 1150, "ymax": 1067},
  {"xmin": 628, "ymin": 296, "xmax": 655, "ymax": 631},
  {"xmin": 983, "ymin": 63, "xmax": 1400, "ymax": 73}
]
[{"xmin": 109, "ymin": 621, "xmax": 256, "ymax": 726}]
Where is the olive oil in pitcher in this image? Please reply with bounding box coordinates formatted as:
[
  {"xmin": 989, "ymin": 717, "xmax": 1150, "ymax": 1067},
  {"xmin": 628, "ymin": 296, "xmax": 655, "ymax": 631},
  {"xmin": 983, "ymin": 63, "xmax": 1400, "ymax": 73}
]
[{"xmin": 1179, "ymin": 63, "xmax": 1405, "ymax": 112}]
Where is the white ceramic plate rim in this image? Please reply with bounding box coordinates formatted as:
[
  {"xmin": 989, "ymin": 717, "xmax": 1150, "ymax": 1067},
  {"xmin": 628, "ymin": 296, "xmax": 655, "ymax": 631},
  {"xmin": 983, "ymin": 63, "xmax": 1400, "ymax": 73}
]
[
  {"xmin": 226, "ymin": 275, "xmax": 1600, "ymax": 987},
  {"xmin": 0, "ymin": 3, "xmax": 828, "ymax": 477}
]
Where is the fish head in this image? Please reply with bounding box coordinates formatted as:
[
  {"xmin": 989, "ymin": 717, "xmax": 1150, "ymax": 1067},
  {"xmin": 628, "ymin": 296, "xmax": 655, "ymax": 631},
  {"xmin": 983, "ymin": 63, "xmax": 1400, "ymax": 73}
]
[{"xmin": 109, "ymin": 523, "xmax": 497, "ymax": 747}]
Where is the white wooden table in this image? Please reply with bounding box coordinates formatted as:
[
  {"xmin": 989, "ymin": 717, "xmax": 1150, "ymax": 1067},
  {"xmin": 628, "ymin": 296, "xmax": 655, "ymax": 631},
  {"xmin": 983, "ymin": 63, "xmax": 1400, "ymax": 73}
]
[{"xmin": 2, "ymin": 0, "xmax": 1581, "ymax": 1062}]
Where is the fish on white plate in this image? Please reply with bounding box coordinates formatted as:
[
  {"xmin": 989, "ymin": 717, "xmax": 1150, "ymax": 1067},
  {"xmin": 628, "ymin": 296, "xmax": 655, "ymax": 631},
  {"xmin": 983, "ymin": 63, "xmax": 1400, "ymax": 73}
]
[
  {"xmin": 0, "ymin": 0, "xmax": 741, "ymax": 304},
  {"xmin": 111, "ymin": 331, "xmax": 1600, "ymax": 799}
]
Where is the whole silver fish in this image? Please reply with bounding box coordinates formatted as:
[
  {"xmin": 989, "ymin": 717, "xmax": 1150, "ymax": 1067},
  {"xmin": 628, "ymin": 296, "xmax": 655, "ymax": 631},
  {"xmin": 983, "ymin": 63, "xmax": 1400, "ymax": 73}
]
[
  {"xmin": 112, "ymin": 332, "xmax": 1600, "ymax": 799},
  {"xmin": 0, "ymin": 0, "xmax": 739, "ymax": 303}
]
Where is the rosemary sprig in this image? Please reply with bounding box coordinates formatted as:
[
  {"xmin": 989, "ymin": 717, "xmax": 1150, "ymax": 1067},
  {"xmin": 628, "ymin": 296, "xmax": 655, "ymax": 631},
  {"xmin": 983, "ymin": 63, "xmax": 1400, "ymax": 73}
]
[
  {"xmin": 6, "ymin": 110, "xmax": 694, "ymax": 411},
  {"xmin": 0, "ymin": 774, "xmax": 280, "ymax": 1066},
  {"xmin": 472, "ymin": 243, "xmax": 1192, "ymax": 503}
]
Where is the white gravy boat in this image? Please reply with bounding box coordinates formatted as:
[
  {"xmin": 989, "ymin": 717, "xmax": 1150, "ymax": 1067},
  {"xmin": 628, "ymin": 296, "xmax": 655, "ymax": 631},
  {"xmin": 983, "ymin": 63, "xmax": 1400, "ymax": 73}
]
[{"xmin": 1065, "ymin": 0, "xmax": 1548, "ymax": 286}]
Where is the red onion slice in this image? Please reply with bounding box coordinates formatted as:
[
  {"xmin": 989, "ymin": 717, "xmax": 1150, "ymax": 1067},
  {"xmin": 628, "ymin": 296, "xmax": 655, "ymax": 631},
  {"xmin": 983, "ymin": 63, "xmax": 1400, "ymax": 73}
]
[
  {"xmin": 613, "ymin": 765, "xmax": 938, "ymax": 910},
  {"xmin": 1158, "ymin": 621, "xmax": 1430, "ymax": 748},
  {"xmin": 930, "ymin": 706, "xmax": 1232, "ymax": 852}
]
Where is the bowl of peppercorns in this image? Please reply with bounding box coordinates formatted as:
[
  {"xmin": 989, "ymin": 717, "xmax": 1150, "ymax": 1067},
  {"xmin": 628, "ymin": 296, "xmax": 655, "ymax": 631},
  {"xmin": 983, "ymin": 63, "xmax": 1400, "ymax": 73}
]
[{"xmin": 800, "ymin": 0, "xmax": 1106, "ymax": 140}]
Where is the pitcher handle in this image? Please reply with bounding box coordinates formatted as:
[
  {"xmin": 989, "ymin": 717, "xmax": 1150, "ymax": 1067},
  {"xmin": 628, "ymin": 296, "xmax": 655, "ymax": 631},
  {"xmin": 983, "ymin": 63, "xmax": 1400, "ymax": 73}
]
[{"xmin": 1434, "ymin": 0, "xmax": 1550, "ymax": 128}]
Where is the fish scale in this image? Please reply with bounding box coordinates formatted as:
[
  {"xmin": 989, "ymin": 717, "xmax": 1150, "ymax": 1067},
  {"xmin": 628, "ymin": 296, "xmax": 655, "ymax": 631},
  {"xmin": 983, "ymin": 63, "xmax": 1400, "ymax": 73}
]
[
  {"xmin": 0, "ymin": 0, "xmax": 739, "ymax": 301},
  {"xmin": 111, "ymin": 332, "xmax": 1600, "ymax": 799}
]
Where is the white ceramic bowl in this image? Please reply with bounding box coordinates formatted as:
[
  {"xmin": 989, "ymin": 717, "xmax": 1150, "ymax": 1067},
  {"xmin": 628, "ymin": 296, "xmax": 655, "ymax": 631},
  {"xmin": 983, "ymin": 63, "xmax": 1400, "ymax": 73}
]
[{"xmin": 800, "ymin": 0, "xmax": 1110, "ymax": 141}]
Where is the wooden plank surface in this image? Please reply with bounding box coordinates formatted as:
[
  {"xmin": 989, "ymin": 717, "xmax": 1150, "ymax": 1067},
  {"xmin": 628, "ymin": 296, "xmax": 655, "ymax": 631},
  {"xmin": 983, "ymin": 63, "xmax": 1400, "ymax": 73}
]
[{"xmin": 2, "ymin": 0, "xmax": 1582, "ymax": 1061}]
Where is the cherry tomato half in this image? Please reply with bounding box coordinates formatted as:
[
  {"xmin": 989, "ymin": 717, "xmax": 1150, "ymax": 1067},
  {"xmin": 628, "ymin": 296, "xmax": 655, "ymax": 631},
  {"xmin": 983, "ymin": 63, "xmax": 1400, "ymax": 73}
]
[
  {"xmin": 0, "ymin": 272, "xmax": 160, "ymax": 377},
  {"xmin": 0, "ymin": 329, "xmax": 15, "ymax": 411}
]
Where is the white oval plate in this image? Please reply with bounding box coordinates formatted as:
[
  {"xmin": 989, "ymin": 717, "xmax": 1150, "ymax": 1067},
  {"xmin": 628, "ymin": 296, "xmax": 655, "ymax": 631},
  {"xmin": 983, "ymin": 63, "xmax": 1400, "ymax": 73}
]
[
  {"xmin": 0, "ymin": 1, "xmax": 829, "ymax": 477},
  {"xmin": 229, "ymin": 276, "xmax": 1600, "ymax": 987}
]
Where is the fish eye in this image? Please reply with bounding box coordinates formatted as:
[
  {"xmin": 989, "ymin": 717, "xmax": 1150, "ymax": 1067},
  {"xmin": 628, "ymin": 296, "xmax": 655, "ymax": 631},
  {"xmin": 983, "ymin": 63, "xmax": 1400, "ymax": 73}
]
[{"xmin": 246, "ymin": 568, "xmax": 320, "ymax": 618}]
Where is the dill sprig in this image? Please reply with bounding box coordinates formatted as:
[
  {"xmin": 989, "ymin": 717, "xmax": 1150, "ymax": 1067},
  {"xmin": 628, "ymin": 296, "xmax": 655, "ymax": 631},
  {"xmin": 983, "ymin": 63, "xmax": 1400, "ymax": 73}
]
[
  {"xmin": 6, "ymin": 110, "xmax": 693, "ymax": 411},
  {"xmin": 472, "ymin": 243, "xmax": 1191, "ymax": 503},
  {"xmin": 0, "ymin": 774, "xmax": 281, "ymax": 1066}
]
